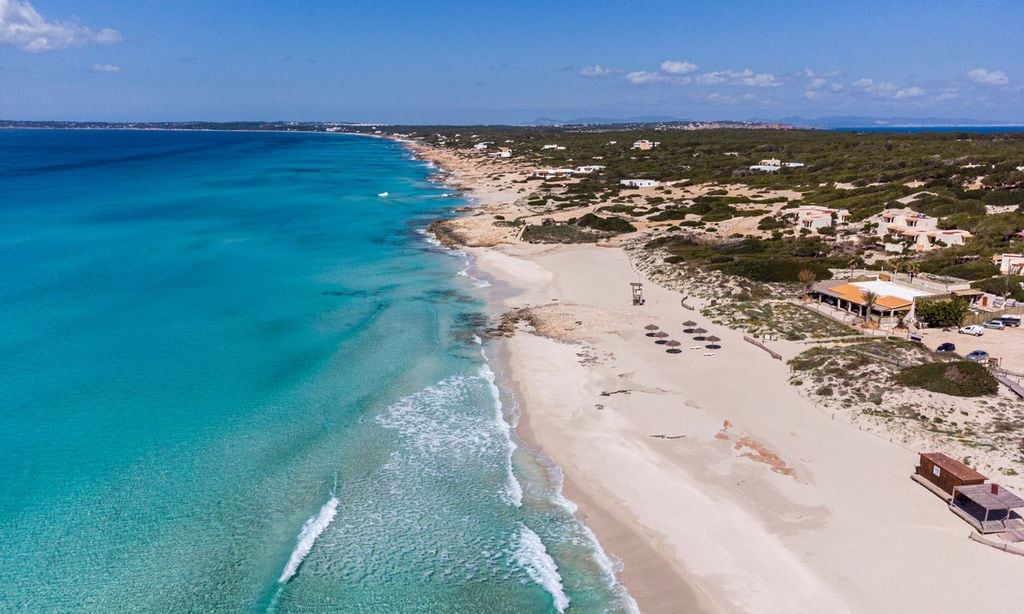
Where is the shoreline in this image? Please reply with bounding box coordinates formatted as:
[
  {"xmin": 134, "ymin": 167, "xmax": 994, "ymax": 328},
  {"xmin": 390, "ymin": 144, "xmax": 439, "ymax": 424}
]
[{"xmin": 404, "ymin": 137, "xmax": 1024, "ymax": 613}]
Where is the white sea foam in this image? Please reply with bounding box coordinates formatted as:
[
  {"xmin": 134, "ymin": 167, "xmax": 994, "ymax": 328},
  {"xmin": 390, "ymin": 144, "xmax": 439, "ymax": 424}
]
[
  {"xmin": 545, "ymin": 462, "xmax": 640, "ymax": 612},
  {"xmin": 479, "ymin": 362, "xmax": 523, "ymax": 507},
  {"xmin": 514, "ymin": 524, "xmax": 570, "ymax": 613},
  {"xmin": 278, "ymin": 495, "xmax": 340, "ymax": 583}
]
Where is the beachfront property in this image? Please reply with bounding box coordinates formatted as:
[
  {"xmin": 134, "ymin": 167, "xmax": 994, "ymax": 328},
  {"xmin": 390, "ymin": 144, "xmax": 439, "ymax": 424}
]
[
  {"xmin": 790, "ymin": 205, "xmax": 850, "ymax": 230},
  {"xmin": 873, "ymin": 208, "xmax": 972, "ymax": 253},
  {"xmin": 992, "ymin": 253, "xmax": 1024, "ymax": 275},
  {"xmin": 619, "ymin": 178, "xmax": 661, "ymax": 188},
  {"xmin": 631, "ymin": 140, "xmax": 659, "ymax": 150},
  {"xmin": 808, "ymin": 272, "xmax": 972, "ymax": 326}
]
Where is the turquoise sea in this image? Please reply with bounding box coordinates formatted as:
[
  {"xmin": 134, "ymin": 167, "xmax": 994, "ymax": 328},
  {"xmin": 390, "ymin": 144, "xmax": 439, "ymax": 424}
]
[{"xmin": 0, "ymin": 130, "xmax": 635, "ymax": 612}]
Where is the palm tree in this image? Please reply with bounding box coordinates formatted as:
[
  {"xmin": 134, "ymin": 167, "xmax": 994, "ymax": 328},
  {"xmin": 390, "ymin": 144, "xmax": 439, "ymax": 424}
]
[
  {"xmin": 797, "ymin": 268, "xmax": 816, "ymax": 301},
  {"xmin": 861, "ymin": 290, "xmax": 879, "ymax": 325}
]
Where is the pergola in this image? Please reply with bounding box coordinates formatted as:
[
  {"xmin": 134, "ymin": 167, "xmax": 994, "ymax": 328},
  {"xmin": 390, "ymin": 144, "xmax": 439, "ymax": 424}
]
[{"xmin": 951, "ymin": 484, "xmax": 1024, "ymax": 534}]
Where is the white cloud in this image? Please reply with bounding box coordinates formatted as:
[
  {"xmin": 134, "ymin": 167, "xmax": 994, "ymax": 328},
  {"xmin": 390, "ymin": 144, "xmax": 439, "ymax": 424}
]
[
  {"xmin": 91, "ymin": 63, "xmax": 121, "ymax": 73},
  {"xmin": 894, "ymin": 86, "xmax": 926, "ymax": 99},
  {"xmin": 579, "ymin": 65, "xmax": 615, "ymax": 78},
  {"xmin": 660, "ymin": 60, "xmax": 698, "ymax": 75},
  {"xmin": 695, "ymin": 69, "xmax": 780, "ymax": 87},
  {"xmin": 807, "ymin": 77, "xmax": 827, "ymax": 90},
  {"xmin": 966, "ymin": 68, "xmax": 1009, "ymax": 86},
  {"xmin": 625, "ymin": 70, "xmax": 690, "ymax": 85},
  {"xmin": 0, "ymin": 0, "xmax": 120, "ymax": 51},
  {"xmin": 851, "ymin": 78, "xmax": 899, "ymax": 95}
]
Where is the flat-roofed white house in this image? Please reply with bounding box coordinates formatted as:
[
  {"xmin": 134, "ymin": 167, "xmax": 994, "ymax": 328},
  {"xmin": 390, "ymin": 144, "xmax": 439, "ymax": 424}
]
[
  {"xmin": 631, "ymin": 140, "xmax": 660, "ymax": 150},
  {"xmin": 749, "ymin": 164, "xmax": 780, "ymax": 172},
  {"xmin": 541, "ymin": 144, "xmax": 566, "ymax": 151},
  {"xmin": 993, "ymin": 253, "xmax": 1024, "ymax": 275},
  {"xmin": 573, "ymin": 165, "xmax": 605, "ymax": 174},
  {"xmin": 619, "ymin": 179, "xmax": 661, "ymax": 188},
  {"xmin": 472, "ymin": 142, "xmax": 490, "ymax": 150},
  {"xmin": 791, "ymin": 205, "xmax": 850, "ymax": 230},
  {"xmin": 489, "ymin": 147, "xmax": 512, "ymax": 158},
  {"xmin": 529, "ymin": 168, "xmax": 575, "ymax": 179},
  {"xmin": 873, "ymin": 208, "xmax": 971, "ymax": 253}
]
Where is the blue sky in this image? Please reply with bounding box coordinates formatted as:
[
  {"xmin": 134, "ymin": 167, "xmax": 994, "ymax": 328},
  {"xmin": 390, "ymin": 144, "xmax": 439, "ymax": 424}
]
[{"xmin": 1, "ymin": 0, "xmax": 1022, "ymax": 123}]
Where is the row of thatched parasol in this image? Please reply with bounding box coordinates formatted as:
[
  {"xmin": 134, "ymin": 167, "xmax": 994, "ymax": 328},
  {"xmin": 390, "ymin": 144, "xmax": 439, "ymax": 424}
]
[{"xmin": 646, "ymin": 322, "xmax": 721, "ymax": 352}]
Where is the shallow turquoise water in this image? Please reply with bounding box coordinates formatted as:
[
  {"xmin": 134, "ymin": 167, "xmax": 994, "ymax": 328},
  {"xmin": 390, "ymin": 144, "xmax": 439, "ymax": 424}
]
[{"xmin": 0, "ymin": 130, "xmax": 634, "ymax": 612}]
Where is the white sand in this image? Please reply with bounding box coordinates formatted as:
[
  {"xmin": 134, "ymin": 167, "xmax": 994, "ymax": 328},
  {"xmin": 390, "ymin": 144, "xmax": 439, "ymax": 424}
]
[{"xmin": 474, "ymin": 243, "xmax": 1024, "ymax": 614}]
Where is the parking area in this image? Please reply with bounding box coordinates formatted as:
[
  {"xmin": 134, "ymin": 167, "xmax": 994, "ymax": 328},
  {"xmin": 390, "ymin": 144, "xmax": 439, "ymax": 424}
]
[{"xmin": 916, "ymin": 323, "xmax": 1024, "ymax": 373}]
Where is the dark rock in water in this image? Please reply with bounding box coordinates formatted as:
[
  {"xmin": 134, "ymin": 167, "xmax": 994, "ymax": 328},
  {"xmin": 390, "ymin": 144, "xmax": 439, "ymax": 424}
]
[{"xmin": 427, "ymin": 219, "xmax": 468, "ymax": 248}]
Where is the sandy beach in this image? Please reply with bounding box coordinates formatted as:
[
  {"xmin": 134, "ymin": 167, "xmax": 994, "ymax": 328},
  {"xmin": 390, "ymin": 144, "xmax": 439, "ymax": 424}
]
[{"xmin": 413, "ymin": 142, "xmax": 1024, "ymax": 613}]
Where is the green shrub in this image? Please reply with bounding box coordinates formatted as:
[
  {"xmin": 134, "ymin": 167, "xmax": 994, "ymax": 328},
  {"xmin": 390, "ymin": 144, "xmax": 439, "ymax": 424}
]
[
  {"xmin": 915, "ymin": 299, "xmax": 969, "ymax": 327},
  {"xmin": 895, "ymin": 361, "xmax": 998, "ymax": 397},
  {"xmin": 575, "ymin": 213, "xmax": 637, "ymax": 233}
]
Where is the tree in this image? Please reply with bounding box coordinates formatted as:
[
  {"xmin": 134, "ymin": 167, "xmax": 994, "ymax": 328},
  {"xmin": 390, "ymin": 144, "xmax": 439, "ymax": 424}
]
[
  {"xmin": 861, "ymin": 290, "xmax": 879, "ymax": 324},
  {"xmin": 915, "ymin": 299, "xmax": 969, "ymax": 328},
  {"xmin": 798, "ymin": 268, "xmax": 816, "ymax": 300}
]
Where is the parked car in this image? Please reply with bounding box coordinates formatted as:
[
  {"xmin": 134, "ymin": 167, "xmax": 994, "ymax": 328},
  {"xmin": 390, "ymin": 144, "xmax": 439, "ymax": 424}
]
[
  {"xmin": 998, "ymin": 315, "xmax": 1021, "ymax": 327},
  {"xmin": 983, "ymin": 320, "xmax": 1006, "ymax": 330},
  {"xmin": 936, "ymin": 342, "xmax": 956, "ymax": 353},
  {"xmin": 958, "ymin": 325, "xmax": 985, "ymax": 336},
  {"xmin": 965, "ymin": 350, "xmax": 990, "ymax": 362}
]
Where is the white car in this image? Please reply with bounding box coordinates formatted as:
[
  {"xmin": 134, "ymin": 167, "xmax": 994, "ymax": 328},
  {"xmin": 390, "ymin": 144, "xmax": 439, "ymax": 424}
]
[{"xmin": 958, "ymin": 325, "xmax": 985, "ymax": 336}]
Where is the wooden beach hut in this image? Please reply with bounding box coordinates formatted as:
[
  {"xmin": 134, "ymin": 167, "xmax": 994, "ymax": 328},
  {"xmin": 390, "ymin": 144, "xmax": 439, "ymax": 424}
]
[{"xmin": 913, "ymin": 452, "xmax": 986, "ymax": 499}]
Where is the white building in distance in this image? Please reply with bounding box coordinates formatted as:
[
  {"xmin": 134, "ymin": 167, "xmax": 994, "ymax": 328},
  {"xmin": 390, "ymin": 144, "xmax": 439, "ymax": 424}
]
[
  {"xmin": 791, "ymin": 205, "xmax": 850, "ymax": 230},
  {"xmin": 631, "ymin": 140, "xmax": 660, "ymax": 150},
  {"xmin": 620, "ymin": 179, "xmax": 661, "ymax": 188}
]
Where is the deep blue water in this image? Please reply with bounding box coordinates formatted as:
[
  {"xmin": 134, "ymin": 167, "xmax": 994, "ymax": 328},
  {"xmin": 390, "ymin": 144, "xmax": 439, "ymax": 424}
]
[
  {"xmin": 829, "ymin": 126, "xmax": 1024, "ymax": 133},
  {"xmin": 0, "ymin": 129, "xmax": 634, "ymax": 612}
]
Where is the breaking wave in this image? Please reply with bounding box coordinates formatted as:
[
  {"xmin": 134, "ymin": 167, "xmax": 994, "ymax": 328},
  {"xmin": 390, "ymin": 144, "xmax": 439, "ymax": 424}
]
[
  {"xmin": 513, "ymin": 524, "xmax": 569, "ymax": 613},
  {"xmin": 278, "ymin": 496, "xmax": 340, "ymax": 583}
]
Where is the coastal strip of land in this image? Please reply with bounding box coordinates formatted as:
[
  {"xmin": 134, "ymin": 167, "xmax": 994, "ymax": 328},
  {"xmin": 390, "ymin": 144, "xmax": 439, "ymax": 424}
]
[{"xmin": 404, "ymin": 139, "xmax": 1024, "ymax": 614}]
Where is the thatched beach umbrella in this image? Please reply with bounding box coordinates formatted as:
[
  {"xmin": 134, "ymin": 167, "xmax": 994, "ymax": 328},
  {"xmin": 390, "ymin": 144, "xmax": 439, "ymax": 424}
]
[
  {"xmin": 682, "ymin": 319, "xmax": 698, "ymax": 333},
  {"xmin": 692, "ymin": 327, "xmax": 708, "ymax": 341},
  {"xmin": 654, "ymin": 331, "xmax": 670, "ymax": 344},
  {"xmin": 645, "ymin": 324, "xmax": 660, "ymax": 337},
  {"xmin": 705, "ymin": 335, "xmax": 722, "ymax": 349},
  {"xmin": 665, "ymin": 340, "xmax": 682, "ymax": 354}
]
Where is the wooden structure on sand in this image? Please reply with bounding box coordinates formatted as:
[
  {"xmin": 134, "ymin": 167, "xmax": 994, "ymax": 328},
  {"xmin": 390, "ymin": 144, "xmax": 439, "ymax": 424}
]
[
  {"xmin": 951, "ymin": 484, "xmax": 1024, "ymax": 534},
  {"xmin": 913, "ymin": 452, "xmax": 986, "ymax": 500},
  {"xmin": 630, "ymin": 282, "xmax": 644, "ymax": 305}
]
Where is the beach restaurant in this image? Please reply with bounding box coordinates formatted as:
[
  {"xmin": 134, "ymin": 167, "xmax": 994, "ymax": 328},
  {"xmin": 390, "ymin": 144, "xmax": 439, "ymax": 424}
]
[{"xmin": 809, "ymin": 277, "xmax": 932, "ymax": 326}]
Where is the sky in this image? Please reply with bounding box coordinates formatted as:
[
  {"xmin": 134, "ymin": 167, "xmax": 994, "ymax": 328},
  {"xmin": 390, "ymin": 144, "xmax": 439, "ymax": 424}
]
[{"xmin": 1, "ymin": 0, "xmax": 1023, "ymax": 124}]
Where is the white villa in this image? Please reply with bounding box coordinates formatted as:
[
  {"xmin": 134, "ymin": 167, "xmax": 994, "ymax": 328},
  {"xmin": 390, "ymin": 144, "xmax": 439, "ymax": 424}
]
[
  {"xmin": 541, "ymin": 144, "xmax": 566, "ymax": 151},
  {"xmin": 791, "ymin": 205, "xmax": 851, "ymax": 230},
  {"xmin": 631, "ymin": 140, "xmax": 660, "ymax": 150},
  {"xmin": 993, "ymin": 253, "xmax": 1024, "ymax": 275},
  {"xmin": 874, "ymin": 208, "xmax": 972, "ymax": 253},
  {"xmin": 749, "ymin": 158, "xmax": 804, "ymax": 172},
  {"xmin": 489, "ymin": 147, "xmax": 512, "ymax": 158},
  {"xmin": 573, "ymin": 165, "xmax": 605, "ymax": 174},
  {"xmin": 620, "ymin": 179, "xmax": 661, "ymax": 188},
  {"xmin": 529, "ymin": 168, "xmax": 576, "ymax": 179},
  {"xmin": 472, "ymin": 142, "xmax": 490, "ymax": 150}
]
